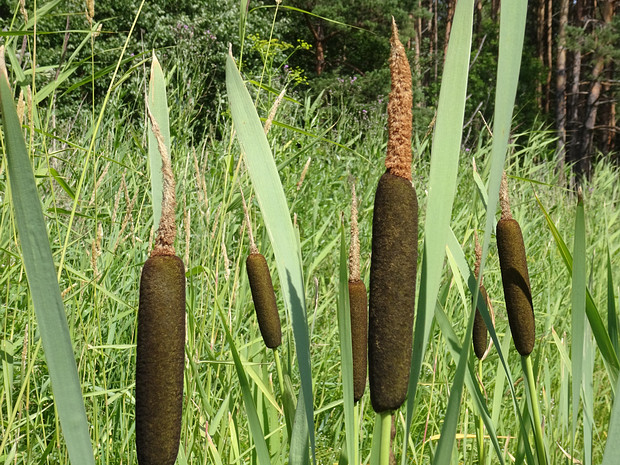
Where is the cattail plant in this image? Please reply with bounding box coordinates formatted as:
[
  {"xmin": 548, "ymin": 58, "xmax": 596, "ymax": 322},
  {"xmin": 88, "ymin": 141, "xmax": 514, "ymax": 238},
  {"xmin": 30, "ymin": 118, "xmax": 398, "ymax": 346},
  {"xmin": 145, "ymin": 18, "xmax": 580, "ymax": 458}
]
[
  {"xmin": 496, "ymin": 173, "xmax": 547, "ymax": 465},
  {"xmin": 368, "ymin": 19, "xmax": 418, "ymax": 465},
  {"xmin": 136, "ymin": 107, "xmax": 185, "ymax": 465},
  {"xmin": 348, "ymin": 180, "xmax": 367, "ymax": 403},
  {"xmin": 241, "ymin": 190, "xmax": 282, "ymax": 349}
]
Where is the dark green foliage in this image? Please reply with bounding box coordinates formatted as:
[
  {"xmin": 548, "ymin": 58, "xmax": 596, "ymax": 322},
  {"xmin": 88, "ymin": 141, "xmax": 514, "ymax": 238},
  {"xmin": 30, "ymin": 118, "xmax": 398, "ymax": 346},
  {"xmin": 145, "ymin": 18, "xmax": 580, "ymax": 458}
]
[
  {"xmin": 496, "ymin": 218, "xmax": 535, "ymax": 357},
  {"xmin": 136, "ymin": 254, "xmax": 186, "ymax": 465},
  {"xmin": 247, "ymin": 253, "xmax": 282, "ymax": 349},
  {"xmin": 348, "ymin": 279, "xmax": 368, "ymax": 403},
  {"xmin": 472, "ymin": 285, "xmax": 489, "ymax": 360},
  {"xmin": 368, "ymin": 171, "xmax": 418, "ymax": 413}
]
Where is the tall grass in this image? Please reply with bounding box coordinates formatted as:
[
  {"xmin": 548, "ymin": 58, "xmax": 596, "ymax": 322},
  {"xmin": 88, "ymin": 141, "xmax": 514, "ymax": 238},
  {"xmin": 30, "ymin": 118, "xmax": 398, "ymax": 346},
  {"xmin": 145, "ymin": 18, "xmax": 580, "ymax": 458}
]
[{"xmin": 1, "ymin": 1, "xmax": 619, "ymax": 464}]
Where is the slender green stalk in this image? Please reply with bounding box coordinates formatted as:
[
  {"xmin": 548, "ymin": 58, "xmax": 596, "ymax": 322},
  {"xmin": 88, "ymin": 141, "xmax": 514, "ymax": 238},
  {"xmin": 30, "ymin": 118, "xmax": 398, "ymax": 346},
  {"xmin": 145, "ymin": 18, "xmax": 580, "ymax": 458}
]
[
  {"xmin": 523, "ymin": 356, "xmax": 547, "ymax": 465},
  {"xmin": 476, "ymin": 361, "xmax": 485, "ymax": 465},
  {"xmin": 380, "ymin": 412, "xmax": 392, "ymax": 465},
  {"xmin": 354, "ymin": 404, "xmax": 360, "ymax": 465},
  {"xmin": 274, "ymin": 348, "xmax": 284, "ymax": 407}
]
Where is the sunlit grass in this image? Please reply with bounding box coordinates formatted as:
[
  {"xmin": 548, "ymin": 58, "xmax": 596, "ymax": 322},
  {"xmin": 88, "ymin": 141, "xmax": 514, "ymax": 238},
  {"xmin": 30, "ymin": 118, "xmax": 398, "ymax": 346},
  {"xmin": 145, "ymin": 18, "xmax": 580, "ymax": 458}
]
[{"xmin": 1, "ymin": 2, "xmax": 619, "ymax": 465}]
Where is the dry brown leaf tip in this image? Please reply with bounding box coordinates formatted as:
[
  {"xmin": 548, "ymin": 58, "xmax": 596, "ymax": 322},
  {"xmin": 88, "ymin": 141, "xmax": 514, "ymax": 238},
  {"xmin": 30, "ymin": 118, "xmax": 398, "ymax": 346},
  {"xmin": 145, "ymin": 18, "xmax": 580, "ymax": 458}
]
[{"xmin": 385, "ymin": 19, "xmax": 413, "ymax": 182}]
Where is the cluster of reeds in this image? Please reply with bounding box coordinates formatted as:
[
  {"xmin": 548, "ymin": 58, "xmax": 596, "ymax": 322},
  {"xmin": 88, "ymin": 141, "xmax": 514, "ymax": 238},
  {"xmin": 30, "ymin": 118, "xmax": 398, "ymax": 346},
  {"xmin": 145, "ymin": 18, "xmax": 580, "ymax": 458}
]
[{"xmin": 3, "ymin": 2, "xmax": 620, "ymax": 464}]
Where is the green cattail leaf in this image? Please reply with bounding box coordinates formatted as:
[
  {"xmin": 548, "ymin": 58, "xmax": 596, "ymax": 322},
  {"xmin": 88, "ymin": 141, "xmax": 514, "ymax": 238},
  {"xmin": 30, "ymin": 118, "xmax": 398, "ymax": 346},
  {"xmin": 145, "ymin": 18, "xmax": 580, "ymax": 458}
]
[
  {"xmin": 442, "ymin": 237, "xmax": 505, "ymax": 465},
  {"xmin": 147, "ymin": 52, "xmax": 171, "ymax": 229},
  {"xmin": 571, "ymin": 194, "xmax": 587, "ymax": 442},
  {"xmin": 0, "ymin": 65, "xmax": 95, "ymax": 464},
  {"xmin": 608, "ymin": 247, "xmax": 619, "ymax": 357},
  {"xmin": 403, "ymin": 0, "xmax": 475, "ymax": 452},
  {"xmin": 337, "ymin": 223, "xmax": 356, "ymax": 463},
  {"xmin": 535, "ymin": 193, "xmax": 620, "ymax": 389},
  {"xmin": 226, "ymin": 50, "xmax": 314, "ymax": 462},
  {"xmin": 602, "ymin": 376, "xmax": 620, "ymax": 464},
  {"xmin": 583, "ymin": 323, "xmax": 594, "ymax": 465},
  {"xmin": 216, "ymin": 303, "xmax": 272, "ymax": 465}
]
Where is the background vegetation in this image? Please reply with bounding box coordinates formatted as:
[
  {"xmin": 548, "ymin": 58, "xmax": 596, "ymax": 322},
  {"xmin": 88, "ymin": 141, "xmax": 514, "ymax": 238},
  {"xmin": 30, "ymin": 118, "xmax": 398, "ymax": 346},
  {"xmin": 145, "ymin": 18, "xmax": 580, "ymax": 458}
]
[{"xmin": 0, "ymin": 0, "xmax": 619, "ymax": 464}]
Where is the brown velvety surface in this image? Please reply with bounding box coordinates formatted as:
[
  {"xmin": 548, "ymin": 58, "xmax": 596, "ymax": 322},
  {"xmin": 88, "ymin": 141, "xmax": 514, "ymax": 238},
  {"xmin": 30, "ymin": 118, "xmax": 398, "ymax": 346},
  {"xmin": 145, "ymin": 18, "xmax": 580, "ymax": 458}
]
[
  {"xmin": 247, "ymin": 253, "xmax": 282, "ymax": 349},
  {"xmin": 496, "ymin": 218, "xmax": 535, "ymax": 356},
  {"xmin": 472, "ymin": 285, "xmax": 489, "ymax": 360},
  {"xmin": 369, "ymin": 172, "xmax": 418, "ymax": 412},
  {"xmin": 136, "ymin": 255, "xmax": 186, "ymax": 465},
  {"xmin": 348, "ymin": 280, "xmax": 368, "ymax": 403}
]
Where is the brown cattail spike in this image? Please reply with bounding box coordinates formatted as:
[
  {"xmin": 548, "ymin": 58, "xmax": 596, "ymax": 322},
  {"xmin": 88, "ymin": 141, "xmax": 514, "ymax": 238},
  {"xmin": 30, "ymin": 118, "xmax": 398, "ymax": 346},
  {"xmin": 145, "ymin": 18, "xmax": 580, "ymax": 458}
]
[
  {"xmin": 473, "ymin": 285, "xmax": 490, "ymax": 360},
  {"xmin": 368, "ymin": 21, "xmax": 418, "ymax": 413},
  {"xmin": 385, "ymin": 19, "xmax": 413, "ymax": 181},
  {"xmin": 369, "ymin": 172, "xmax": 418, "ymax": 412},
  {"xmin": 136, "ymin": 254, "xmax": 185, "ymax": 465},
  {"xmin": 348, "ymin": 179, "xmax": 367, "ymax": 403},
  {"xmin": 247, "ymin": 253, "xmax": 282, "ymax": 349},
  {"xmin": 349, "ymin": 281, "xmax": 368, "ymax": 402},
  {"xmin": 137, "ymin": 92, "xmax": 185, "ymax": 465},
  {"xmin": 496, "ymin": 178, "xmax": 535, "ymax": 356}
]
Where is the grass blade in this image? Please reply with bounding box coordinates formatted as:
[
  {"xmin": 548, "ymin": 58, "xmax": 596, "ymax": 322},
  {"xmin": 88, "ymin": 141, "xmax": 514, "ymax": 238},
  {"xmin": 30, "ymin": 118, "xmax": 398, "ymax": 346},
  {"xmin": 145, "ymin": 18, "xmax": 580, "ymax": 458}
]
[
  {"xmin": 608, "ymin": 247, "xmax": 618, "ymax": 357},
  {"xmin": 226, "ymin": 50, "xmax": 314, "ymax": 461},
  {"xmin": 602, "ymin": 376, "xmax": 620, "ymax": 464},
  {"xmin": 535, "ymin": 193, "xmax": 620, "ymax": 388},
  {"xmin": 403, "ymin": 0, "xmax": 474, "ymax": 456},
  {"xmin": 0, "ymin": 54, "xmax": 95, "ymax": 465},
  {"xmin": 571, "ymin": 194, "xmax": 586, "ymax": 443},
  {"xmin": 337, "ymin": 224, "xmax": 356, "ymax": 464},
  {"xmin": 147, "ymin": 52, "xmax": 171, "ymax": 229},
  {"xmin": 216, "ymin": 304, "xmax": 273, "ymax": 465}
]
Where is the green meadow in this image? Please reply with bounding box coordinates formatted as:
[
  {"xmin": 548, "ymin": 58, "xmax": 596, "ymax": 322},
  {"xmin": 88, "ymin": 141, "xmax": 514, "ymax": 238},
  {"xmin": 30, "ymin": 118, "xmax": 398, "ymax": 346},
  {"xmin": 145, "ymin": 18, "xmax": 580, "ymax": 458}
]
[{"xmin": 1, "ymin": 1, "xmax": 619, "ymax": 464}]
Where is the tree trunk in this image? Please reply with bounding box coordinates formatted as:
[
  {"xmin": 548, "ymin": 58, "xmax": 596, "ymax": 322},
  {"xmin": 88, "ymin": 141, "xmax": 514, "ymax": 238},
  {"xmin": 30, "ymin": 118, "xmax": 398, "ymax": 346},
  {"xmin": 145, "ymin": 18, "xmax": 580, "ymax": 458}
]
[
  {"xmin": 555, "ymin": 0, "xmax": 569, "ymax": 180},
  {"xmin": 305, "ymin": 15, "xmax": 326, "ymax": 76},
  {"xmin": 443, "ymin": 0, "xmax": 456, "ymax": 59},
  {"xmin": 545, "ymin": 0, "xmax": 553, "ymax": 113},
  {"xmin": 575, "ymin": 0, "xmax": 615, "ymax": 180}
]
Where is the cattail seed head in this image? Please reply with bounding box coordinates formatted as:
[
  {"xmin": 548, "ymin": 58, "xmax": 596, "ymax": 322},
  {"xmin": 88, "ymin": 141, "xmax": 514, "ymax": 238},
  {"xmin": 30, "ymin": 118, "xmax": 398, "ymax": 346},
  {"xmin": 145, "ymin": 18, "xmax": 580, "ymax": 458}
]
[
  {"xmin": 369, "ymin": 172, "xmax": 418, "ymax": 412},
  {"xmin": 349, "ymin": 280, "xmax": 368, "ymax": 402},
  {"xmin": 246, "ymin": 253, "xmax": 282, "ymax": 349},
  {"xmin": 136, "ymin": 254, "xmax": 186, "ymax": 465},
  {"xmin": 496, "ymin": 218, "xmax": 535, "ymax": 356},
  {"xmin": 472, "ymin": 285, "xmax": 489, "ymax": 360},
  {"xmin": 368, "ymin": 20, "xmax": 418, "ymax": 413}
]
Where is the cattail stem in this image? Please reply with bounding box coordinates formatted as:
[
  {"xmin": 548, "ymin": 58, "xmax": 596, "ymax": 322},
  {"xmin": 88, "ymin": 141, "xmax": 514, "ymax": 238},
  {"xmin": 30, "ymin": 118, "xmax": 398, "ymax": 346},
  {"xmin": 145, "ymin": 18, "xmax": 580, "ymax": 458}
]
[
  {"xmin": 522, "ymin": 356, "xmax": 548, "ymax": 465},
  {"xmin": 476, "ymin": 361, "xmax": 485, "ymax": 465},
  {"xmin": 380, "ymin": 412, "xmax": 392, "ymax": 465}
]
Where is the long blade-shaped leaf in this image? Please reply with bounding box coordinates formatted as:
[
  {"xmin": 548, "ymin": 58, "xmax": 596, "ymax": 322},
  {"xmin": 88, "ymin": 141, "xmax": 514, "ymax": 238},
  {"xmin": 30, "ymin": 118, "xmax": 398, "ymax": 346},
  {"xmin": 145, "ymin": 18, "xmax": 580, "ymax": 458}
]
[
  {"xmin": 216, "ymin": 304, "xmax": 272, "ymax": 465},
  {"xmin": 571, "ymin": 194, "xmax": 586, "ymax": 442},
  {"xmin": 147, "ymin": 52, "xmax": 171, "ymax": 228},
  {"xmin": 602, "ymin": 375, "xmax": 620, "ymax": 464},
  {"xmin": 226, "ymin": 51, "xmax": 314, "ymax": 462},
  {"xmin": 535, "ymin": 193, "xmax": 620, "ymax": 387},
  {"xmin": 608, "ymin": 247, "xmax": 619, "ymax": 358},
  {"xmin": 0, "ymin": 55, "xmax": 95, "ymax": 465},
  {"xmin": 403, "ymin": 1, "xmax": 474, "ymax": 456},
  {"xmin": 337, "ymin": 224, "xmax": 356, "ymax": 464}
]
